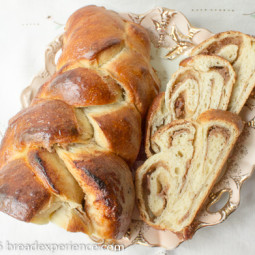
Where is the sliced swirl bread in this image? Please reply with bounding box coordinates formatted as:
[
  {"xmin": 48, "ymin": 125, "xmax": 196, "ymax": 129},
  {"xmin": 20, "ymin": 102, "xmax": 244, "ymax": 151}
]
[
  {"xmin": 146, "ymin": 54, "xmax": 236, "ymax": 156},
  {"xmin": 191, "ymin": 31, "xmax": 255, "ymax": 114},
  {"xmin": 136, "ymin": 110, "xmax": 243, "ymax": 238}
]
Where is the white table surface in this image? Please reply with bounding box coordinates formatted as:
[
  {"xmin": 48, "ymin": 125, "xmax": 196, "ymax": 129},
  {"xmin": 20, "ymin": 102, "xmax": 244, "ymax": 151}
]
[{"xmin": 0, "ymin": 0, "xmax": 255, "ymax": 254}]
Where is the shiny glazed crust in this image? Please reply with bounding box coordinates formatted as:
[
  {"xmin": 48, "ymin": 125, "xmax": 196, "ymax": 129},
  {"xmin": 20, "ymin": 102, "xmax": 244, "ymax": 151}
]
[{"xmin": 0, "ymin": 5, "xmax": 160, "ymax": 240}]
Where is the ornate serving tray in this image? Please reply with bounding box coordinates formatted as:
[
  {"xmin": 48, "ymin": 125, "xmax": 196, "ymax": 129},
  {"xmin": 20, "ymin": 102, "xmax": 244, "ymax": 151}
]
[{"xmin": 20, "ymin": 7, "xmax": 255, "ymax": 250}]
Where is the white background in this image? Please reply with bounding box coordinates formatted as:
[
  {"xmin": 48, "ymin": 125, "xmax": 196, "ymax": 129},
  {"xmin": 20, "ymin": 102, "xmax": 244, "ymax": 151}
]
[{"xmin": 0, "ymin": 0, "xmax": 255, "ymax": 254}]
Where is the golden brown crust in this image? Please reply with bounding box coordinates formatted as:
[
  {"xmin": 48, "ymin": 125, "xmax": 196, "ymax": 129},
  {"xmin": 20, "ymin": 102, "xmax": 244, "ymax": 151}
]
[
  {"xmin": 57, "ymin": 5, "xmax": 125, "ymax": 67},
  {"xmin": 36, "ymin": 68, "xmax": 122, "ymax": 107},
  {"xmin": 179, "ymin": 56, "xmax": 193, "ymax": 67},
  {"xmin": 198, "ymin": 109, "xmax": 244, "ymax": 131},
  {"xmin": 104, "ymin": 49, "xmax": 158, "ymax": 116},
  {"xmin": 146, "ymin": 93, "xmax": 166, "ymax": 129},
  {"xmin": 0, "ymin": 100, "xmax": 79, "ymax": 166},
  {"xmin": 86, "ymin": 103, "xmax": 141, "ymax": 164},
  {"xmin": 145, "ymin": 92, "xmax": 165, "ymax": 156},
  {"xmin": 28, "ymin": 149, "xmax": 84, "ymax": 204},
  {"xmin": 57, "ymin": 147, "xmax": 135, "ymax": 240},
  {"xmin": 179, "ymin": 55, "xmax": 231, "ymax": 68},
  {"xmin": 125, "ymin": 22, "xmax": 151, "ymax": 58},
  {"xmin": 9, "ymin": 99, "xmax": 79, "ymax": 147},
  {"xmin": 191, "ymin": 30, "xmax": 252, "ymax": 56},
  {"xmin": 28, "ymin": 149, "xmax": 60, "ymax": 194},
  {"xmin": 0, "ymin": 159, "xmax": 51, "ymax": 222},
  {"xmin": 57, "ymin": 5, "xmax": 159, "ymax": 117}
]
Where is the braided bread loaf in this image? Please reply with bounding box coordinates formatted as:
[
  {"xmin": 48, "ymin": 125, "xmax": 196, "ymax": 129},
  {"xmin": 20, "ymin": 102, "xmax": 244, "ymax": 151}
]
[
  {"xmin": 136, "ymin": 110, "xmax": 243, "ymax": 237},
  {"xmin": 191, "ymin": 31, "xmax": 255, "ymax": 114},
  {"xmin": 146, "ymin": 55, "xmax": 236, "ymax": 156},
  {"xmin": 0, "ymin": 5, "xmax": 159, "ymax": 240}
]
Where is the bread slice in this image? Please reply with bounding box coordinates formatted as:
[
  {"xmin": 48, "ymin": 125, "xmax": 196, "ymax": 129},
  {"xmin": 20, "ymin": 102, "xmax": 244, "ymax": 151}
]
[
  {"xmin": 136, "ymin": 110, "xmax": 243, "ymax": 238},
  {"xmin": 145, "ymin": 55, "xmax": 236, "ymax": 156},
  {"xmin": 191, "ymin": 31, "xmax": 255, "ymax": 114}
]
